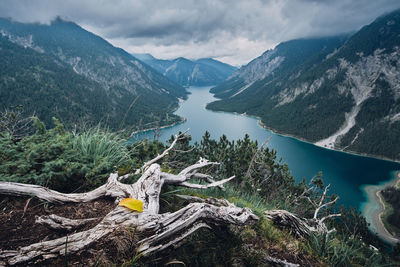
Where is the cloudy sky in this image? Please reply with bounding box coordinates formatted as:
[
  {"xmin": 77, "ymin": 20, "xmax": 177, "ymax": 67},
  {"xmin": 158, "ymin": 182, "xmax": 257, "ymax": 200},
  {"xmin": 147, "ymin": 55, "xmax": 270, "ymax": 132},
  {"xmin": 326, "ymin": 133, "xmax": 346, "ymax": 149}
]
[{"xmin": 1, "ymin": 0, "xmax": 400, "ymax": 66}]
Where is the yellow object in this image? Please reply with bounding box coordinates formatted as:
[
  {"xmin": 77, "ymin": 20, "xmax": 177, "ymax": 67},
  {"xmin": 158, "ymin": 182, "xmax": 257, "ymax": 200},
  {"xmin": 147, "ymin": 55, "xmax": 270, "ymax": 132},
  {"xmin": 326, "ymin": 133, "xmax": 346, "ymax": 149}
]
[{"xmin": 119, "ymin": 198, "xmax": 144, "ymax": 212}]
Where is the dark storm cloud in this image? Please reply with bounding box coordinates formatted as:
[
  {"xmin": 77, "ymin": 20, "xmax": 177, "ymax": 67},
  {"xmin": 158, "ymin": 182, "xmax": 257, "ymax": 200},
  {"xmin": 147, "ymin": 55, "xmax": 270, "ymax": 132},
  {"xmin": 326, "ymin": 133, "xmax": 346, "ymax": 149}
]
[{"xmin": 1, "ymin": 0, "xmax": 399, "ymax": 65}]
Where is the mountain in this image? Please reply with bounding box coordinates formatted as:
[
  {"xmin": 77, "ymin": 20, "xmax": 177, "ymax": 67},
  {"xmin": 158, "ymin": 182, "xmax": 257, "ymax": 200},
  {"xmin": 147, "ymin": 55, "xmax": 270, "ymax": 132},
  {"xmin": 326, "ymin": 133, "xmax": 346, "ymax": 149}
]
[
  {"xmin": 207, "ymin": 9, "xmax": 400, "ymax": 161},
  {"xmin": 0, "ymin": 18, "xmax": 188, "ymax": 130},
  {"xmin": 132, "ymin": 54, "xmax": 237, "ymax": 86}
]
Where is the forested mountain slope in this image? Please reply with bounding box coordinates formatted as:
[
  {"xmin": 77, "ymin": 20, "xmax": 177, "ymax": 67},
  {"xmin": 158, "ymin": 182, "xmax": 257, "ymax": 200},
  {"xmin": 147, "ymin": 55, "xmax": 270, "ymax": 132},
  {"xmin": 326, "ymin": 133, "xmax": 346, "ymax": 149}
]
[
  {"xmin": 0, "ymin": 18, "xmax": 188, "ymax": 130},
  {"xmin": 208, "ymin": 9, "xmax": 400, "ymax": 161},
  {"xmin": 133, "ymin": 53, "xmax": 237, "ymax": 86}
]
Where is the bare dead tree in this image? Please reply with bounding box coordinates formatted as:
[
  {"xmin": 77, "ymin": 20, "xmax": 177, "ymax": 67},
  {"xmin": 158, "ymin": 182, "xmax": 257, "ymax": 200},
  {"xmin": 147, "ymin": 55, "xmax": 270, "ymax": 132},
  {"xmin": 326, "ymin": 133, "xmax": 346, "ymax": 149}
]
[
  {"xmin": 0, "ymin": 107, "xmax": 33, "ymax": 140},
  {"xmin": 265, "ymin": 184, "xmax": 341, "ymax": 239},
  {"xmin": 244, "ymin": 138, "xmax": 271, "ymax": 182},
  {"xmin": 0, "ymin": 132, "xmax": 258, "ymax": 265}
]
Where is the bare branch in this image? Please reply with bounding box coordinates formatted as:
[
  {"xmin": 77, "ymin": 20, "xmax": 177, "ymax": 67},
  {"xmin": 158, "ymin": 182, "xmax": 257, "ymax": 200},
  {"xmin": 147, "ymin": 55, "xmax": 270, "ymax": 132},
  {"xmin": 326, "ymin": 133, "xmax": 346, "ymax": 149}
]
[
  {"xmin": 0, "ymin": 173, "xmax": 137, "ymax": 204},
  {"xmin": 314, "ymin": 196, "xmax": 339, "ymax": 220},
  {"xmin": 172, "ymin": 147, "xmax": 195, "ymax": 153},
  {"xmin": 317, "ymin": 184, "xmax": 330, "ymax": 208},
  {"xmin": 175, "ymin": 194, "xmax": 205, "ymax": 202},
  {"xmin": 178, "ymin": 176, "xmax": 235, "ymax": 189},
  {"xmin": 266, "ymin": 184, "xmax": 340, "ymax": 238},
  {"xmin": 305, "ymin": 196, "xmax": 318, "ymax": 207},
  {"xmin": 245, "ymin": 138, "xmax": 270, "ymax": 180},
  {"xmin": 190, "ymin": 173, "xmax": 224, "ymax": 189},
  {"xmin": 137, "ymin": 202, "xmax": 258, "ymax": 255},
  {"xmin": 117, "ymin": 173, "xmax": 132, "ymax": 182},
  {"xmin": 161, "ymin": 158, "xmax": 219, "ymax": 185},
  {"xmin": 291, "ymin": 186, "xmax": 315, "ymax": 205},
  {"xmin": 178, "ymin": 157, "xmax": 219, "ymax": 177},
  {"xmin": 0, "ymin": 181, "xmax": 107, "ymax": 203},
  {"xmin": 134, "ymin": 130, "xmax": 189, "ymax": 175},
  {"xmin": 320, "ymin": 213, "xmax": 341, "ymax": 224},
  {"xmin": 175, "ymin": 195, "xmax": 231, "ymax": 207},
  {"xmin": 0, "ymin": 131, "xmax": 258, "ymax": 266},
  {"xmin": 0, "ymin": 107, "xmax": 34, "ymax": 139}
]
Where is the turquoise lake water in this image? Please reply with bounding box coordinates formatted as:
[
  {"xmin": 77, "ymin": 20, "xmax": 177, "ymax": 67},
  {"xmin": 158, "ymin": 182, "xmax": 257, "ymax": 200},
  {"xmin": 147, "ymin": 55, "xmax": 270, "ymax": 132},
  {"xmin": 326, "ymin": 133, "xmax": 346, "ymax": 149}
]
[{"xmin": 134, "ymin": 86, "xmax": 400, "ymax": 210}]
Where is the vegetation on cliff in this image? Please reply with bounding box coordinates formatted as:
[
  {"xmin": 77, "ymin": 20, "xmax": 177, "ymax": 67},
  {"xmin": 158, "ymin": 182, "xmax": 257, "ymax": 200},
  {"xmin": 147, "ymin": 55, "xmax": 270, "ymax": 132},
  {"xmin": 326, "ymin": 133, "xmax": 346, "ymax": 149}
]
[{"xmin": 0, "ymin": 115, "xmax": 398, "ymax": 266}]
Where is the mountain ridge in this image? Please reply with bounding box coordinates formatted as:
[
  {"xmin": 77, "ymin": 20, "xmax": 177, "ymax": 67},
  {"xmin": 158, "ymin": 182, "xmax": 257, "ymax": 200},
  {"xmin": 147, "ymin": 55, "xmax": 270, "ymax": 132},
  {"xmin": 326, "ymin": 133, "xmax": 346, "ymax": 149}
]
[
  {"xmin": 207, "ymin": 9, "xmax": 400, "ymax": 161},
  {"xmin": 133, "ymin": 53, "xmax": 237, "ymax": 86},
  {"xmin": 0, "ymin": 17, "xmax": 188, "ymax": 130}
]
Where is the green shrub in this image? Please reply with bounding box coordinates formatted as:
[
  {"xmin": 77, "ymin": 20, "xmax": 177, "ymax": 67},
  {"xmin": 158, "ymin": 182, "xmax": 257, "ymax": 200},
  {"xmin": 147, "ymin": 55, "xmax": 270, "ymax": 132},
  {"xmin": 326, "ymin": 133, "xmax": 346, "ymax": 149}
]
[
  {"xmin": 306, "ymin": 232, "xmax": 389, "ymax": 266},
  {"xmin": 0, "ymin": 119, "xmax": 132, "ymax": 192}
]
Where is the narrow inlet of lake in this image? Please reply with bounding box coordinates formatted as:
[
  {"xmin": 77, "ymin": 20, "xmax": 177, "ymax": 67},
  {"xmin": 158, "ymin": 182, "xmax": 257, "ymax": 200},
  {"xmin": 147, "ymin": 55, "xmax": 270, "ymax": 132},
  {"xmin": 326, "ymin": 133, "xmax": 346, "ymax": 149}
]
[{"xmin": 134, "ymin": 86, "xmax": 400, "ymax": 213}]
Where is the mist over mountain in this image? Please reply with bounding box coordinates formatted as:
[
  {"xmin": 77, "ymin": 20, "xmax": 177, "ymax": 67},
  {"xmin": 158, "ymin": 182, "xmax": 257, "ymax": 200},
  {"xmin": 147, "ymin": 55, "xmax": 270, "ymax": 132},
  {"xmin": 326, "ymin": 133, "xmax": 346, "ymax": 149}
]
[
  {"xmin": 208, "ymin": 9, "xmax": 400, "ymax": 161},
  {"xmin": 0, "ymin": 18, "xmax": 188, "ymax": 130},
  {"xmin": 1, "ymin": 4, "xmax": 400, "ymax": 267}
]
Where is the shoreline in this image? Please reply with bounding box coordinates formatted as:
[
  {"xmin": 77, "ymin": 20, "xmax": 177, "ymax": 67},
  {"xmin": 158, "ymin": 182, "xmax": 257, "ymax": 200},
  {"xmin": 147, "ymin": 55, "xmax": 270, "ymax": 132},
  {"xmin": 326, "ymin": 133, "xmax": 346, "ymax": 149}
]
[
  {"xmin": 361, "ymin": 172, "xmax": 400, "ymax": 245},
  {"xmin": 129, "ymin": 97, "xmax": 189, "ymax": 139},
  {"xmin": 205, "ymin": 105, "xmax": 400, "ymax": 164},
  {"xmin": 206, "ymin": 102, "xmax": 400, "ymax": 245},
  {"xmin": 134, "ymin": 89, "xmax": 400, "ymax": 245},
  {"xmin": 257, "ymin": 119, "xmax": 400, "ymax": 164}
]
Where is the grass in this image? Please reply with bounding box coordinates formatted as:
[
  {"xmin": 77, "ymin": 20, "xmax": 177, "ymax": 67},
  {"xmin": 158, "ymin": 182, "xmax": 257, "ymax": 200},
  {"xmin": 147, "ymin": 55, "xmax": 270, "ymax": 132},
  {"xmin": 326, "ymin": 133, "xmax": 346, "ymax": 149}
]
[
  {"xmin": 176, "ymin": 183, "xmax": 275, "ymax": 214},
  {"xmin": 160, "ymin": 179, "xmax": 397, "ymax": 266},
  {"xmin": 166, "ymin": 182, "xmax": 297, "ymax": 246},
  {"xmin": 160, "ymin": 183, "xmax": 322, "ymax": 264},
  {"xmin": 72, "ymin": 126, "xmax": 131, "ymax": 169},
  {"xmin": 305, "ymin": 232, "xmax": 390, "ymax": 267}
]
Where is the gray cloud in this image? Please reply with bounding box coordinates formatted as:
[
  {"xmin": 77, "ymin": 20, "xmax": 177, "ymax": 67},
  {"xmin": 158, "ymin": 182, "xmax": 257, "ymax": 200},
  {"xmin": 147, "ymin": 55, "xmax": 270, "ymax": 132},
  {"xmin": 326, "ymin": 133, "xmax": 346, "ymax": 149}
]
[{"xmin": 1, "ymin": 0, "xmax": 399, "ymax": 65}]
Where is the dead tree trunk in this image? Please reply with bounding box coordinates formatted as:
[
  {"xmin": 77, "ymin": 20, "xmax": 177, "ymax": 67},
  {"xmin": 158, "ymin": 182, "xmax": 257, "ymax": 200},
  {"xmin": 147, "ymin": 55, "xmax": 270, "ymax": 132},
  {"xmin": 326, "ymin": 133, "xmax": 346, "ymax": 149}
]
[
  {"xmin": 265, "ymin": 185, "xmax": 340, "ymax": 238},
  {"xmin": 0, "ymin": 132, "xmax": 258, "ymax": 265}
]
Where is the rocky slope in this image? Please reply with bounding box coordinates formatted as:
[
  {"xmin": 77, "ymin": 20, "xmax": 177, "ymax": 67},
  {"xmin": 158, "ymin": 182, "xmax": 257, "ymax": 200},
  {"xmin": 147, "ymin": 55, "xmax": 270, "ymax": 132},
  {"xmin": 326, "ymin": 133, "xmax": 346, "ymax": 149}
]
[
  {"xmin": 0, "ymin": 18, "xmax": 188, "ymax": 130},
  {"xmin": 133, "ymin": 53, "xmax": 237, "ymax": 86},
  {"xmin": 208, "ymin": 9, "xmax": 400, "ymax": 161}
]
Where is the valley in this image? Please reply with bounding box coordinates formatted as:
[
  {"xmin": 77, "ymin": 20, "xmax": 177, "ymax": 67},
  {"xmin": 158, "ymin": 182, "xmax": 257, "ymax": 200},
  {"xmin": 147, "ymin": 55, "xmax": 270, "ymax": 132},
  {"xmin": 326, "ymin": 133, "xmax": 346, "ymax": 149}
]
[
  {"xmin": 136, "ymin": 86, "xmax": 400, "ymax": 214},
  {"xmin": 1, "ymin": 4, "xmax": 400, "ymax": 265},
  {"xmin": 208, "ymin": 10, "xmax": 400, "ymax": 162}
]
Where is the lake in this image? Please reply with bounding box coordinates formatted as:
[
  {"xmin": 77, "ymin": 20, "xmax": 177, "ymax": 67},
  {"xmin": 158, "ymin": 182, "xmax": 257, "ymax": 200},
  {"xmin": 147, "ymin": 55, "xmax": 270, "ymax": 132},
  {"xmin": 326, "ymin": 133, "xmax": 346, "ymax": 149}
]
[{"xmin": 134, "ymin": 86, "xmax": 400, "ymax": 210}]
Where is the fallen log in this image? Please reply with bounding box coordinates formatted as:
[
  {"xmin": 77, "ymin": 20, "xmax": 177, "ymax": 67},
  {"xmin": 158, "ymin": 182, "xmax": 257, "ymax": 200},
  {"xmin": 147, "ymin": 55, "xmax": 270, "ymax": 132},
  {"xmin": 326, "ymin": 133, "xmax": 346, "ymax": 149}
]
[{"xmin": 0, "ymin": 132, "xmax": 258, "ymax": 265}]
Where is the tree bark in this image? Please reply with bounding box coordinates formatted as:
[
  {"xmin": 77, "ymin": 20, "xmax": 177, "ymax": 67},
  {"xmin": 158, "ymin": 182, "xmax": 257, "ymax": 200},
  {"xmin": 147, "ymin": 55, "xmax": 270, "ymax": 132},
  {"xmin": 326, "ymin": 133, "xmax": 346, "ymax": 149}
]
[
  {"xmin": 0, "ymin": 133, "xmax": 258, "ymax": 265},
  {"xmin": 265, "ymin": 184, "xmax": 340, "ymax": 238}
]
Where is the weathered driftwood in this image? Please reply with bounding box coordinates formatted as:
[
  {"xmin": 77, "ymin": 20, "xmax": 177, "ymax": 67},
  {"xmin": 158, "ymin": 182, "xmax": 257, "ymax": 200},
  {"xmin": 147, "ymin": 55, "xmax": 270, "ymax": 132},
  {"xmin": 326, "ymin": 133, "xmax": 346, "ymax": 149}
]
[
  {"xmin": 265, "ymin": 184, "xmax": 340, "ymax": 238},
  {"xmin": 36, "ymin": 214, "xmax": 99, "ymax": 231},
  {"xmin": 263, "ymin": 255, "xmax": 300, "ymax": 267},
  {"xmin": 0, "ymin": 132, "xmax": 258, "ymax": 265}
]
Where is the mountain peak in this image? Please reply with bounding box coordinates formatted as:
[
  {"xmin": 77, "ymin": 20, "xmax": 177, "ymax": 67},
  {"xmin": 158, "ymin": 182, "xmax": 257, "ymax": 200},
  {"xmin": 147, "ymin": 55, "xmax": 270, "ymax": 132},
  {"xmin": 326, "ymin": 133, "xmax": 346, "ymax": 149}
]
[
  {"xmin": 132, "ymin": 53, "xmax": 156, "ymax": 61},
  {"xmin": 137, "ymin": 54, "xmax": 237, "ymax": 86}
]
